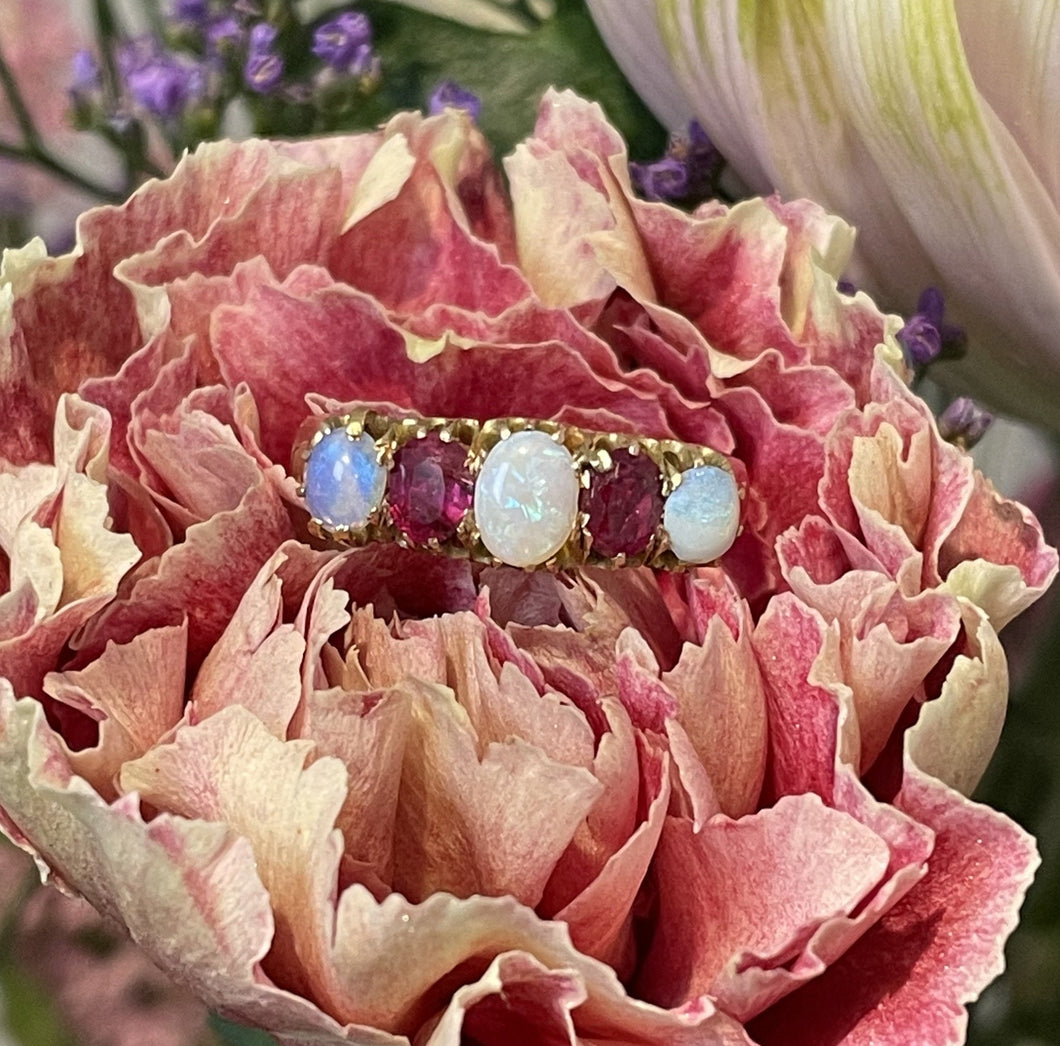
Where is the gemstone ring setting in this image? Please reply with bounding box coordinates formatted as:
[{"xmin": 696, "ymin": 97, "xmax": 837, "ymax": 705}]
[{"xmin": 292, "ymin": 410, "xmax": 742, "ymax": 570}]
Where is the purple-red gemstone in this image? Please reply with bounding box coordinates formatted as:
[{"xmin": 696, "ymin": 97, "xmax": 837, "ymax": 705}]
[
  {"xmin": 580, "ymin": 447, "xmax": 663, "ymax": 558},
  {"xmin": 388, "ymin": 431, "xmax": 473, "ymax": 544}
]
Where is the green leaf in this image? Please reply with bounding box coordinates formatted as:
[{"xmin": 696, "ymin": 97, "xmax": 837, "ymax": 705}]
[
  {"xmin": 208, "ymin": 1014, "xmax": 280, "ymax": 1046},
  {"xmin": 357, "ymin": 0, "xmax": 667, "ymax": 158},
  {"xmin": 0, "ymin": 962, "xmax": 75, "ymax": 1046}
]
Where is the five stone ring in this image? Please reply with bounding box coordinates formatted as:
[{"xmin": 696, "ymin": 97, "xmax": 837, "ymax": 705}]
[{"xmin": 291, "ymin": 409, "xmax": 743, "ymax": 570}]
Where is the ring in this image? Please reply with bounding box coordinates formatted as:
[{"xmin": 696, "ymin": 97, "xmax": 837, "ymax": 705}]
[{"xmin": 291, "ymin": 410, "xmax": 742, "ymax": 570}]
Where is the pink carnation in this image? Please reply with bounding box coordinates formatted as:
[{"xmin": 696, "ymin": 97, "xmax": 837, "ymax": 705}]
[{"xmin": 0, "ymin": 90, "xmax": 1056, "ymax": 1045}]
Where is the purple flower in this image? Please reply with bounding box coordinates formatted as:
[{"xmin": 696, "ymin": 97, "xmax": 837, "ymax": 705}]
[
  {"xmin": 428, "ymin": 80, "xmax": 481, "ymax": 121},
  {"xmin": 630, "ymin": 121, "xmax": 722, "ymax": 204},
  {"xmin": 897, "ymin": 287, "xmax": 968, "ymax": 368},
  {"xmin": 896, "ymin": 313, "xmax": 943, "ymax": 367},
  {"xmin": 312, "ymin": 12, "xmax": 372, "ymax": 72},
  {"xmin": 70, "ymin": 49, "xmax": 101, "ymax": 97},
  {"xmin": 119, "ymin": 41, "xmax": 204, "ymax": 118},
  {"xmin": 938, "ymin": 396, "xmax": 994, "ymax": 447},
  {"xmin": 206, "ymin": 16, "xmax": 242, "ymax": 53},
  {"xmin": 244, "ymin": 51, "xmax": 283, "ymax": 94},
  {"xmin": 630, "ymin": 155, "xmax": 690, "ymax": 202},
  {"xmin": 242, "ymin": 21, "xmax": 283, "ymax": 93},
  {"xmin": 248, "ymin": 21, "xmax": 278, "ymax": 54},
  {"xmin": 172, "ymin": 0, "xmax": 209, "ymax": 22}
]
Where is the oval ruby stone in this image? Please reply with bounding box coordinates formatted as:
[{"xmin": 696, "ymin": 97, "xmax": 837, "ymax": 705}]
[
  {"xmin": 581, "ymin": 447, "xmax": 664, "ymax": 558},
  {"xmin": 388, "ymin": 432, "xmax": 474, "ymax": 545}
]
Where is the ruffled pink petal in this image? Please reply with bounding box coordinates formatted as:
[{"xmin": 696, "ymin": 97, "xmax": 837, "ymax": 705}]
[
  {"xmin": 906, "ymin": 601, "xmax": 1009, "ymax": 795},
  {"xmin": 551, "ymin": 732, "xmax": 670, "ymax": 975},
  {"xmin": 778, "ymin": 549, "xmax": 964, "ymax": 771},
  {"xmin": 0, "ymin": 451, "xmax": 140, "ymax": 700},
  {"xmin": 747, "ymin": 768, "xmax": 1039, "ymax": 1046},
  {"xmin": 637, "ymin": 796, "xmax": 890, "ymax": 1018},
  {"xmin": 297, "ymin": 684, "xmax": 410, "ymax": 892},
  {"xmin": 752, "ymin": 595, "xmax": 846, "ymax": 801},
  {"xmin": 940, "ymin": 468, "xmax": 1059, "ymax": 629},
  {"xmin": 423, "ymin": 951, "xmax": 583, "ymax": 1046},
  {"xmin": 73, "ymin": 472, "xmax": 293, "ymax": 667},
  {"xmin": 0, "ymin": 686, "xmax": 401, "ymax": 1044}
]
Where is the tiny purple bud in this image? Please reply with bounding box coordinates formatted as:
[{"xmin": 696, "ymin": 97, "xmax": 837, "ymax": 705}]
[
  {"xmin": 428, "ymin": 80, "xmax": 481, "ymax": 120},
  {"xmin": 630, "ymin": 156, "xmax": 689, "ymax": 203},
  {"xmin": 897, "ymin": 313, "xmax": 943, "ymax": 367},
  {"xmin": 938, "ymin": 396, "xmax": 993, "ymax": 448},
  {"xmin": 172, "ymin": 0, "xmax": 208, "ymax": 22},
  {"xmin": 837, "ymin": 279, "xmax": 857, "ymax": 295},
  {"xmin": 70, "ymin": 49, "xmax": 101, "ymax": 96},
  {"xmin": 916, "ymin": 287, "xmax": 945, "ymax": 329},
  {"xmin": 312, "ymin": 12, "xmax": 372, "ymax": 70},
  {"xmin": 123, "ymin": 48, "xmax": 204, "ymax": 118},
  {"xmin": 244, "ymin": 49, "xmax": 284, "ymax": 93},
  {"xmin": 248, "ymin": 21, "xmax": 278, "ymax": 54},
  {"xmin": 206, "ymin": 15, "xmax": 242, "ymax": 53},
  {"xmin": 630, "ymin": 121, "xmax": 723, "ymax": 203},
  {"xmin": 898, "ymin": 286, "xmax": 967, "ymax": 367}
]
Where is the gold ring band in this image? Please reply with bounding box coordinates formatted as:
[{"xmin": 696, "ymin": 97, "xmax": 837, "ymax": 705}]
[{"xmin": 291, "ymin": 410, "xmax": 742, "ymax": 571}]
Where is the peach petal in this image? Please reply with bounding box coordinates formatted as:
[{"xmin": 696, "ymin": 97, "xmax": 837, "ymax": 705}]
[
  {"xmin": 391, "ymin": 678, "xmax": 601, "ymax": 908},
  {"xmin": 408, "ymin": 612, "xmax": 596, "ymax": 771},
  {"xmin": 44, "ymin": 622, "xmax": 187, "ymax": 796},
  {"xmin": 55, "ymin": 470, "xmax": 140, "ymax": 604},
  {"xmin": 296, "ymin": 685, "xmax": 410, "ymax": 889},
  {"xmin": 1, "ymin": 514, "xmax": 62, "ymax": 626},
  {"xmin": 637, "ymin": 796, "xmax": 891, "ymax": 1018},
  {"xmin": 191, "ymin": 547, "xmax": 305, "ymax": 736},
  {"xmin": 662, "ymin": 587, "xmax": 767, "ymax": 817},
  {"xmin": 553, "ymin": 734, "xmax": 670, "ymax": 974},
  {"xmin": 120, "ymin": 705, "xmax": 350, "ymax": 1013},
  {"xmin": 0, "ymin": 686, "xmax": 268, "ymax": 988},
  {"xmin": 347, "ymin": 606, "xmax": 449, "ymax": 688},
  {"xmin": 0, "ymin": 685, "xmax": 399, "ymax": 1045},
  {"xmin": 328, "ymin": 886, "xmax": 745, "ymax": 1043},
  {"xmin": 542, "ymin": 697, "xmax": 640, "ymax": 904}
]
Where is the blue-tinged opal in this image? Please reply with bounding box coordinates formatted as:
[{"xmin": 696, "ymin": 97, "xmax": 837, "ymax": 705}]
[
  {"xmin": 662, "ymin": 465, "xmax": 739, "ymax": 563},
  {"xmin": 304, "ymin": 428, "xmax": 387, "ymax": 528}
]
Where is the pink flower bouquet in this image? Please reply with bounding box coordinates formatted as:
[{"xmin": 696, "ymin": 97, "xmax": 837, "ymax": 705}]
[{"xmin": 0, "ymin": 90, "xmax": 1055, "ymax": 1045}]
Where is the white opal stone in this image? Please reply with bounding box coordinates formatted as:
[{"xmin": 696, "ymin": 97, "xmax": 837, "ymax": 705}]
[
  {"xmin": 474, "ymin": 430, "xmax": 578, "ymax": 567},
  {"xmin": 662, "ymin": 465, "xmax": 740, "ymax": 563},
  {"xmin": 304, "ymin": 429, "xmax": 387, "ymax": 528}
]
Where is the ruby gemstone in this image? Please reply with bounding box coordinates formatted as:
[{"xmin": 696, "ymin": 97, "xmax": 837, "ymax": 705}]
[
  {"xmin": 388, "ymin": 431, "xmax": 474, "ymax": 545},
  {"xmin": 581, "ymin": 447, "xmax": 663, "ymax": 558}
]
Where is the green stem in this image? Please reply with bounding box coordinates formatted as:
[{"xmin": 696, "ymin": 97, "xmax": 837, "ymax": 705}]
[
  {"xmin": 0, "ymin": 139, "xmax": 126, "ymax": 202},
  {"xmin": 0, "ymin": 41, "xmax": 43, "ymax": 150}
]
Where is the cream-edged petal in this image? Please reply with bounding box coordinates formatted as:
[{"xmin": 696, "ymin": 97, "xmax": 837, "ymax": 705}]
[{"xmin": 906, "ymin": 601, "xmax": 1008, "ymax": 795}]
